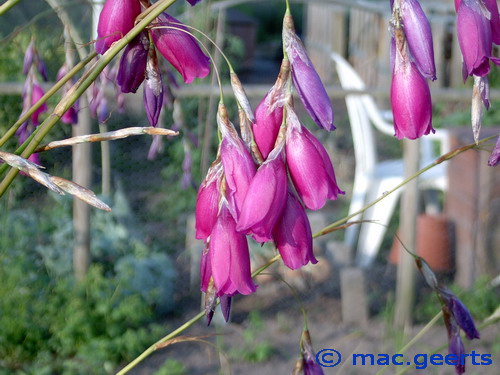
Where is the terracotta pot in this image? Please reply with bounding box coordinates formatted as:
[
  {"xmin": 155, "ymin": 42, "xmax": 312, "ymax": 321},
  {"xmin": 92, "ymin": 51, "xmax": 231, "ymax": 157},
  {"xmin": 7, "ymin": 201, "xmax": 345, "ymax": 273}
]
[{"xmin": 389, "ymin": 214, "xmax": 453, "ymax": 271}]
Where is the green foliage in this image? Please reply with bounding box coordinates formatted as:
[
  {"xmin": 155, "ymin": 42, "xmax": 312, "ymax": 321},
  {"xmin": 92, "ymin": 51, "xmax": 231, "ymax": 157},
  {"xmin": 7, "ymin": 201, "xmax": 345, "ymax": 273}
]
[
  {"xmin": 230, "ymin": 311, "xmax": 275, "ymax": 363},
  {"xmin": 153, "ymin": 359, "xmax": 187, "ymax": 375},
  {"xmin": 0, "ymin": 192, "xmax": 176, "ymax": 374}
]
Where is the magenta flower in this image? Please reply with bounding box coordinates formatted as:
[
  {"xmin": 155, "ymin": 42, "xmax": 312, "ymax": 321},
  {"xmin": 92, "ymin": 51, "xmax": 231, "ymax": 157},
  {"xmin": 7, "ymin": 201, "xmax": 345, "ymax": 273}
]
[
  {"xmin": 253, "ymin": 92, "xmax": 284, "ymax": 160},
  {"xmin": 456, "ymin": 0, "xmax": 500, "ymax": 79},
  {"xmin": 95, "ymin": 0, "xmax": 141, "ymax": 55},
  {"xmin": 151, "ymin": 13, "xmax": 210, "ymax": 84},
  {"xmin": 210, "ymin": 202, "xmax": 256, "ymax": 296},
  {"xmin": 391, "ymin": 29, "xmax": 434, "ymax": 140},
  {"xmin": 488, "ymin": 135, "xmax": 500, "ymax": 166},
  {"xmin": 283, "ymin": 14, "xmax": 334, "ymax": 131},
  {"xmin": 31, "ymin": 84, "xmax": 48, "ymax": 125},
  {"xmin": 400, "ymin": 0, "xmax": 436, "ymax": 80},
  {"xmin": 273, "ymin": 191, "xmax": 317, "ymax": 270},
  {"xmin": 195, "ymin": 162, "xmax": 223, "ymax": 240},
  {"xmin": 484, "ymin": 0, "xmax": 500, "ymax": 44},
  {"xmin": 143, "ymin": 49, "xmax": 163, "ymax": 127},
  {"xmin": 285, "ymin": 108, "xmax": 343, "ymax": 210},
  {"xmin": 220, "ymin": 135, "xmax": 256, "ymax": 219},
  {"xmin": 236, "ymin": 144, "xmax": 288, "ymax": 242},
  {"xmin": 117, "ymin": 32, "xmax": 149, "ymax": 93}
]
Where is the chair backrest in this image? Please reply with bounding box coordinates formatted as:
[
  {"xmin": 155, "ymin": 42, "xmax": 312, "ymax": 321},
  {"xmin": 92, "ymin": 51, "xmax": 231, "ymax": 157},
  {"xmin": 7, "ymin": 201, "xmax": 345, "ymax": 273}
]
[{"xmin": 330, "ymin": 52, "xmax": 395, "ymax": 175}]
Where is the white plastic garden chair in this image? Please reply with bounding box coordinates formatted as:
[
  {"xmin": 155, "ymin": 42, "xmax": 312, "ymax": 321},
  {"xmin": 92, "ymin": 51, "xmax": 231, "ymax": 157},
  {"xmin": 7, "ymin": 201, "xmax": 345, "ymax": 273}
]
[{"xmin": 330, "ymin": 52, "xmax": 450, "ymax": 268}]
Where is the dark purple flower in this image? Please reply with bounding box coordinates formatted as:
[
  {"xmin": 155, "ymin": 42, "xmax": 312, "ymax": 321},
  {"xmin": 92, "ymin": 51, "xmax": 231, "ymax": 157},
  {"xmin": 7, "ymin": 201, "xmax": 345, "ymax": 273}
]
[
  {"xmin": 391, "ymin": 26, "xmax": 434, "ymax": 140},
  {"xmin": 448, "ymin": 324, "xmax": 466, "ymax": 375},
  {"xmin": 143, "ymin": 49, "xmax": 163, "ymax": 127},
  {"xmin": 273, "ymin": 191, "xmax": 317, "ymax": 270},
  {"xmin": 285, "ymin": 107, "xmax": 344, "ymax": 210},
  {"xmin": 236, "ymin": 142, "xmax": 288, "ymax": 243},
  {"xmin": 117, "ymin": 32, "xmax": 149, "ymax": 93},
  {"xmin": 96, "ymin": 0, "xmax": 141, "ymax": 55},
  {"xmin": 283, "ymin": 14, "xmax": 334, "ymax": 131},
  {"xmin": 199, "ymin": 244, "xmax": 212, "ymax": 292},
  {"xmin": 185, "ymin": 0, "xmax": 202, "ymax": 5},
  {"xmin": 400, "ymin": 0, "xmax": 436, "ymax": 80},
  {"xmin": 151, "ymin": 13, "xmax": 210, "ymax": 84},
  {"xmin": 219, "ymin": 295, "xmax": 232, "ymax": 322},
  {"xmin": 457, "ymin": 0, "xmax": 500, "ymax": 79},
  {"xmin": 210, "ymin": 202, "xmax": 257, "ymax": 296},
  {"xmin": 440, "ymin": 288, "xmax": 480, "ymax": 340},
  {"xmin": 301, "ymin": 330, "xmax": 325, "ymax": 375},
  {"xmin": 488, "ymin": 134, "xmax": 500, "ymax": 166}
]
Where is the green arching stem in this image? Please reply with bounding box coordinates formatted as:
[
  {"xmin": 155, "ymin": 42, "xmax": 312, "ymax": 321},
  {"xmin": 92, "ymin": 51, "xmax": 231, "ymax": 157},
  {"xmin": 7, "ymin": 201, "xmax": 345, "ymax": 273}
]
[
  {"xmin": 374, "ymin": 311, "xmax": 443, "ymax": 375},
  {"xmin": 285, "ymin": 0, "xmax": 291, "ymax": 13},
  {"xmin": 150, "ymin": 24, "xmax": 224, "ymax": 104},
  {"xmin": 115, "ymin": 311, "xmax": 205, "ymax": 375},
  {"xmin": 312, "ymin": 134, "xmax": 497, "ymax": 238},
  {"xmin": 116, "ymin": 136, "xmax": 495, "ymax": 374},
  {"xmin": 0, "ymin": 0, "xmax": 21, "ymax": 16},
  {"xmin": 0, "ymin": 51, "xmax": 97, "ymax": 149},
  {"xmin": 0, "ymin": 0, "xmax": 178, "ymax": 197}
]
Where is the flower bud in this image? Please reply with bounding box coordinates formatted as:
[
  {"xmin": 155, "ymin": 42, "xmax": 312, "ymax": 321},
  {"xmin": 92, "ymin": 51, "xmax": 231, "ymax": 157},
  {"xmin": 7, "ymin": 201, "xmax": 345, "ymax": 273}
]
[
  {"xmin": 440, "ymin": 288, "xmax": 480, "ymax": 340},
  {"xmin": 273, "ymin": 191, "xmax": 317, "ymax": 270},
  {"xmin": 95, "ymin": 0, "xmax": 141, "ymax": 55},
  {"xmin": 236, "ymin": 143, "xmax": 288, "ymax": 242},
  {"xmin": 117, "ymin": 32, "xmax": 149, "ymax": 93},
  {"xmin": 400, "ymin": 0, "xmax": 436, "ymax": 80},
  {"xmin": 285, "ymin": 107, "xmax": 344, "ymax": 210},
  {"xmin": 151, "ymin": 13, "xmax": 210, "ymax": 84},
  {"xmin": 283, "ymin": 14, "xmax": 334, "ymax": 131},
  {"xmin": 210, "ymin": 202, "xmax": 256, "ymax": 296},
  {"xmin": 23, "ymin": 41, "xmax": 35, "ymax": 75}
]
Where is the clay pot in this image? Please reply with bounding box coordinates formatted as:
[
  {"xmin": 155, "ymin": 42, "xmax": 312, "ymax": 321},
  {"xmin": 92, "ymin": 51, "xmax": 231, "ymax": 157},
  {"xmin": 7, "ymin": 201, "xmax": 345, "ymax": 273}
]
[{"xmin": 389, "ymin": 214, "xmax": 452, "ymax": 271}]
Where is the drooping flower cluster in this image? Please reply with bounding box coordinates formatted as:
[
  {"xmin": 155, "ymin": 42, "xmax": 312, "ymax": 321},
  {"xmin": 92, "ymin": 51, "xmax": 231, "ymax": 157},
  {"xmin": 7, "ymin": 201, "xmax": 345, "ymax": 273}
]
[
  {"xmin": 17, "ymin": 40, "xmax": 49, "ymax": 165},
  {"xmin": 390, "ymin": 0, "xmax": 436, "ymax": 140},
  {"xmin": 96, "ymin": 0, "xmax": 210, "ymax": 126},
  {"xmin": 415, "ymin": 258, "xmax": 480, "ymax": 375},
  {"xmin": 454, "ymin": 0, "xmax": 500, "ymax": 159},
  {"xmin": 195, "ymin": 10, "xmax": 343, "ymax": 324}
]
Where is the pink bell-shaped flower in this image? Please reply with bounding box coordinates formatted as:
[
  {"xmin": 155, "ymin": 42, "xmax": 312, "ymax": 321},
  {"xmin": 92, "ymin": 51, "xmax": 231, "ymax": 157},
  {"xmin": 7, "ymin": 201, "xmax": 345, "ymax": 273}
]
[
  {"xmin": 95, "ymin": 0, "xmax": 141, "ymax": 55},
  {"xmin": 31, "ymin": 83, "xmax": 48, "ymax": 125},
  {"xmin": 195, "ymin": 161, "xmax": 223, "ymax": 240},
  {"xmin": 220, "ymin": 133, "xmax": 256, "ymax": 220},
  {"xmin": 252, "ymin": 60, "xmax": 289, "ymax": 159},
  {"xmin": 236, "ymin": 141, "xmax": 288, "ymax": 242},
  {"xmin": 400, "ymin": 0, "xmax": 436, "ymax": 80},
  {"xmin": 285, "ymin": 107, "xmax": 344, "ymax": 210},
  {"xmin": 151, "ymin": 13, "xmax": 210, "ymax": 84},
  {"xmin": 391, "ymin": 27, "xmax": 434, "ymax": 140},
  {"xmin": 456, "ymin": 0, "xmax": 500, "ymax": 79},
  {"xmin": 210, "ymin": 202, "xmax": 256, "ymax": 296},
  {"xmin": 273, "ymin": 191, "xmax": 317, "ymax": 270}
]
